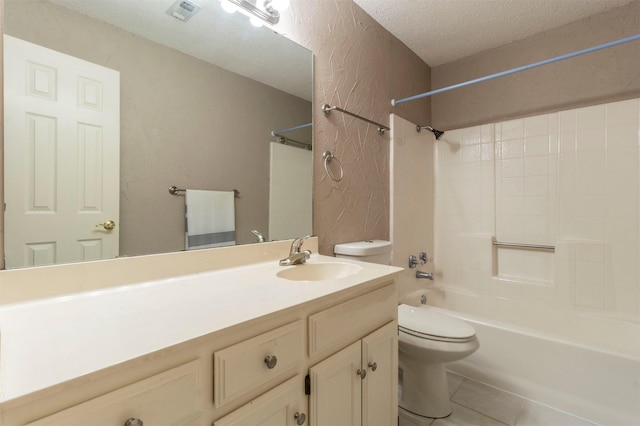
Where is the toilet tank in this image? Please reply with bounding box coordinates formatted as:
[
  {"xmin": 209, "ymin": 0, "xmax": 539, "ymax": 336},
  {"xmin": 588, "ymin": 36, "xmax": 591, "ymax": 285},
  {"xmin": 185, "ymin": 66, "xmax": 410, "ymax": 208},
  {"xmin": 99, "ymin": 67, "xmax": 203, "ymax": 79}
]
[{"xmin": 334, "ymin": 240, "xmax": 392, "ymax": 265}]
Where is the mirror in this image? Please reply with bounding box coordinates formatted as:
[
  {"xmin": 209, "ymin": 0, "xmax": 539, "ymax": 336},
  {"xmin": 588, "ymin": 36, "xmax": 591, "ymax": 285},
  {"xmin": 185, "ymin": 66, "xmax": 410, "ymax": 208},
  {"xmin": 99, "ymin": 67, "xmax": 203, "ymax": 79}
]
[{"xmin": 3, "ymin": 0, "xmax": 313, "ymax": 269}]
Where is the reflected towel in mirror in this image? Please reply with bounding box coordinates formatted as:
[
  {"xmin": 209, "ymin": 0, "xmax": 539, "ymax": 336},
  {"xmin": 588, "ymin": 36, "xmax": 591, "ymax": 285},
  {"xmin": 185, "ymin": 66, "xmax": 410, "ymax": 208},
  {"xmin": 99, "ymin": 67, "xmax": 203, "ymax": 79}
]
[{"xmin": 185, "ymin": 190, "xmax": 236, "ymax": 250}]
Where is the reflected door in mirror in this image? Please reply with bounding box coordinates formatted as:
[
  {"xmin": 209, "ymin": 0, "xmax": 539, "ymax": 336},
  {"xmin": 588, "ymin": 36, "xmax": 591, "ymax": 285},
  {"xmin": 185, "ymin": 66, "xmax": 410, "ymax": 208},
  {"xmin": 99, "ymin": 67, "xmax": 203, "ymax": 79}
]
[{"xmin": 4, "ymin": 35, "xmax": 120, "ymax": 268}]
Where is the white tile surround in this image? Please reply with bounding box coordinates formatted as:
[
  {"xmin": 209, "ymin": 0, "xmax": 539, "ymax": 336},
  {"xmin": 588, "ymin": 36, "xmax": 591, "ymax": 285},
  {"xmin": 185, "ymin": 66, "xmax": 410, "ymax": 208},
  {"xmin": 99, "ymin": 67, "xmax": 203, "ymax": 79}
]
[
  {"xmin": 433, "ymin": 98, "xmax": 640, "ymax": 324},
  {"xmin": 392, "ymin": 100, "xmax": 639, "ymax": 424}
]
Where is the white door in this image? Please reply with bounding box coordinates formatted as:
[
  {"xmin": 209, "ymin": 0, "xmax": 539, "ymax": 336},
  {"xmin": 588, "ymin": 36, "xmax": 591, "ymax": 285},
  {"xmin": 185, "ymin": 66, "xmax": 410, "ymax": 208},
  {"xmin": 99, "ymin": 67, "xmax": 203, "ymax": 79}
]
[
  {"xmin": 309, "ymin": 341, "xmax": 362, "ymax": 426},
  {"xmin": 4, "ymin": 35, "xmax": 120, "ymax": 268},
  {"xmin": 362, "ymin": 322, "xmax": 398, "ymax": 426}
]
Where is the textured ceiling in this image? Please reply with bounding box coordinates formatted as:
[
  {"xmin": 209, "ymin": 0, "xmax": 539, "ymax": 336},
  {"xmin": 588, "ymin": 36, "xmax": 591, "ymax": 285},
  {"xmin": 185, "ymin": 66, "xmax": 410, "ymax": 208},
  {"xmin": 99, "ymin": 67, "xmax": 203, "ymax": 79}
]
[
  {"xmin": 353, "ymin": 0, "xmax": 635, "ymax": 67},
  {"xmin": 49, "ymin": 0, "xmax": 312, "ymax": 100}
]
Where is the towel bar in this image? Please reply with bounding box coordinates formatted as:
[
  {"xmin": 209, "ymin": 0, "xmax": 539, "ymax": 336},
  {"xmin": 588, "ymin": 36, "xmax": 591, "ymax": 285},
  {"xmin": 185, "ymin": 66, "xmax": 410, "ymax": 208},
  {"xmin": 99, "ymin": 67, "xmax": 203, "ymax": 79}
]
[{"xmin": 169, "ymin": 186, "xmax": 240, "ymax": 197}]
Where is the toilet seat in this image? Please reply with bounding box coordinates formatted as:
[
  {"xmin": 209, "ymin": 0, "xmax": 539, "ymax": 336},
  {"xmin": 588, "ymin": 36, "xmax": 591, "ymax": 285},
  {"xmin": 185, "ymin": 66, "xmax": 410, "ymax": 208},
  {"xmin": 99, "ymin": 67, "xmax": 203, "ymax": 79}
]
[{"xmin": 398, "ymin": 304, "xmax": 476, "ymax": 343}]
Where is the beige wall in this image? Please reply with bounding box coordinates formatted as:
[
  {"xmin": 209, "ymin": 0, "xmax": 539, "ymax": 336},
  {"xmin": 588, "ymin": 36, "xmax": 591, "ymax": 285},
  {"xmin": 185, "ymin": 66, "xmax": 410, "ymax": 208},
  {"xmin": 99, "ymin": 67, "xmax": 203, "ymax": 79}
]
[
  {"xmin": 0, "ymin": 0, "xmax": 3, "ymax": 269},
  {"xmin": 431, "ymin": 0, "xmax": 640, "ymax": 130},
  {"xmin": 3, "ymin": 0, "xmax": 312, "ymax": 256},
  {"xmin": 279, "ymin": 1, "xmax": 432, "ymax": 255}
]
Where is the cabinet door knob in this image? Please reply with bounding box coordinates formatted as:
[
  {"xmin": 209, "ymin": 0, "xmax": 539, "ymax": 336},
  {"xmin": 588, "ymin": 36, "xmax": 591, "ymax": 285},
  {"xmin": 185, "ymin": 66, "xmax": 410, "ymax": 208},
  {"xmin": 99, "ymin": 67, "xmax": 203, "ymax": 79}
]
[
  {"xmin": 294, "ymin": 412, "xmax": 306, "ymax": 425},
  {"xmin": 368, "ymin": 361, "xmax": 378, "ymax": 371},
  {"xmin": 264, "ymin": 355, "xmax": 278, "ymax": 369},
  {"xmin": 356, "ymin": 368, "xmax": 367, "ymax": 379},
  {"xmin": 124, "ymin": 418, "xmax": 143, "ymax": 426}
]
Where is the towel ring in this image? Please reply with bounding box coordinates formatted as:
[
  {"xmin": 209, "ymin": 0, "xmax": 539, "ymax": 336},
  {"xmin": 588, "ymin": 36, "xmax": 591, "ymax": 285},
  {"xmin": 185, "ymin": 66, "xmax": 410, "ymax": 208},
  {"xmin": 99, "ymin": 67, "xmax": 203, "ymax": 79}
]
[{"xmin": 323, "ymin": 151, "xmax": 344, "ymax": 182}]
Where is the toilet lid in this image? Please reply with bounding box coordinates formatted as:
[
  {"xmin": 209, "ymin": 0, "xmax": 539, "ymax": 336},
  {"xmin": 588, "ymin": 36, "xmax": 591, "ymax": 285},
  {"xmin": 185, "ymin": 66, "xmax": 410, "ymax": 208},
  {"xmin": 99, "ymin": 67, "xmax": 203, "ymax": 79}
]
[{"xmin": 398, "ymin": 304, "xmax": 476, "ymax": 340}]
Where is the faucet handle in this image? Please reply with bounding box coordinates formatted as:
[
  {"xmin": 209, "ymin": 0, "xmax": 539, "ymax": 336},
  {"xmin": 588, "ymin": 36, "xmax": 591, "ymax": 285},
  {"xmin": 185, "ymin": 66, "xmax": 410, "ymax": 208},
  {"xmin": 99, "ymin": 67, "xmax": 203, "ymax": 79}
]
[{"xmin": 291, "ymin": 235, "xmax": 311, "ymax": 252}]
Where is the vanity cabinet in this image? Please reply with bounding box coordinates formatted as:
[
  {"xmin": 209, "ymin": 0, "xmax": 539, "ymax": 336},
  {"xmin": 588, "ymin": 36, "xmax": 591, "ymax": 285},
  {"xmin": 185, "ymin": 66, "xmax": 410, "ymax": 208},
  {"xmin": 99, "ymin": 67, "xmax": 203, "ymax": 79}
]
[
  {"xmin": 213, "ymin": 284, "xmax": 397, "ymax": 426},
  {"xmin": 2, "ymin": 277, "xmax": 398, "ymax": 426},
  {"xmin": 308, "ymin": 321, "xmax": 397, "ymax": 426}
]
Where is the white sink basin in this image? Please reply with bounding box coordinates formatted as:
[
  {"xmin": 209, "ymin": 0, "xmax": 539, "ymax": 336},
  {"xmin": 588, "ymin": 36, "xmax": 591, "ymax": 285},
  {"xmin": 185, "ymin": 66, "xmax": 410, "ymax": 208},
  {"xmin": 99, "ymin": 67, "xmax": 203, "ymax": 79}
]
[{"xmin": 277, "ymin": 262, "xmax": 362, "ymax": 281}]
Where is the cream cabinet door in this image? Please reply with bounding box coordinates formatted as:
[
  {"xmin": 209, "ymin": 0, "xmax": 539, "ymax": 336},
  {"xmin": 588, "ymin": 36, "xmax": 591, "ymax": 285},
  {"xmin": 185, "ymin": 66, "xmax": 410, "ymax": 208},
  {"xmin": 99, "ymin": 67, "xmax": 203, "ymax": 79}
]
[
  {"xmin": 309, "ymin": 341, "xmax": 362, "ymax": 426},
  {"xmin": 214, "ymin": 376, "xmax": 307, "ymax": 426},
  {"xmin": 27, "ymin": 361, "xmax": 201, "ymax": 426},
  {"xmin": 362, "ymin": 321, "xmax": 398, "ymax": 426}
]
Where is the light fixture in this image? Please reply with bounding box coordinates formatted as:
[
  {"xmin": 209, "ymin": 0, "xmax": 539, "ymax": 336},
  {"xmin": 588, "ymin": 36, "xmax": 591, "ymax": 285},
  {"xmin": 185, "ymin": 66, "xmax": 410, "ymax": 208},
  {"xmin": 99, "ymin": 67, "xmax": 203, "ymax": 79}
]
[
  {"xmin": 223, "ymin": 0, "xmax": 286, "ymax": 25},
  {"xmin": 249, "ymin": 16, "xmax": 264, "ymax": 27},
  {"xmin": 220, "ymin": 0, "xmax": 238, "ymax": 13}
]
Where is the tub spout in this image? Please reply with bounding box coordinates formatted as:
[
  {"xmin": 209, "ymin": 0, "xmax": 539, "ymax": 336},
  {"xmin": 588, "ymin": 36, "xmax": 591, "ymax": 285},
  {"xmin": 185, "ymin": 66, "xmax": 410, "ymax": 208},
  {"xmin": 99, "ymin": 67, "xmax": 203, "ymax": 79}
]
[{"xmin": 416, "ymin": 270, "xmax": 433, "ymax": 280}]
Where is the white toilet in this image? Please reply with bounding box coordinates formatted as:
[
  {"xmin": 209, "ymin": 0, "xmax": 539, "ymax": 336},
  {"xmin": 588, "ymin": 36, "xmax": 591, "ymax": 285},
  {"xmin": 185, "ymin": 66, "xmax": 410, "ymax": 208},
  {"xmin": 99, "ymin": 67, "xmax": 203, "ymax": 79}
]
[
  {"xmin": 398, "ymin": 304, "xmax": 479, "ymax": 418},
  {"xmin": 334, "ymin": 239, "xmax": 394, "ymax": 264},
  {"xmin": 334, "ymin": 240, "xmax": 479, "ymax": 419}
]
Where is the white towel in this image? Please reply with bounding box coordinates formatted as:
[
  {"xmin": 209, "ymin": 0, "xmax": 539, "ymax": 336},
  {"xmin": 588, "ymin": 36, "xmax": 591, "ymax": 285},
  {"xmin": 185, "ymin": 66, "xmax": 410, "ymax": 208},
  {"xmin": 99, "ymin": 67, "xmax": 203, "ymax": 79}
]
[{"xmin": 185, "ymin": 190, "xmax": 235, "ymax": 250}]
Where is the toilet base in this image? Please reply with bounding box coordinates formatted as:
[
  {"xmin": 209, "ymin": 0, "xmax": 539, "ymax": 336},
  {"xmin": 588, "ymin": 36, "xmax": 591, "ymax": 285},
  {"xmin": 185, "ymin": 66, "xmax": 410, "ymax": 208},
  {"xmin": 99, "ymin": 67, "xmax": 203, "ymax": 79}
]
[
  {"xmin": 399, "ymin": 406, "xmax": 451, "ymax": 423},
  {"xmin": 399, "ymin": 357, "xmax": 452, "ymax": 418}
]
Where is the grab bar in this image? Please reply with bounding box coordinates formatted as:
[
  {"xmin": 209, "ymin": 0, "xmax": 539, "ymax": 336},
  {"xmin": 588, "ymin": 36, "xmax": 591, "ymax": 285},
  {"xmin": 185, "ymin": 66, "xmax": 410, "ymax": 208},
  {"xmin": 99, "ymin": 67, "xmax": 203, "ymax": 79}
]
[
  {"xmin": 493, "ymin": 241, "xmax": 555, "ymax": 252},
  {"xmin": 273, "ymin": 136, "xmax": 312, "ymax": 150}
]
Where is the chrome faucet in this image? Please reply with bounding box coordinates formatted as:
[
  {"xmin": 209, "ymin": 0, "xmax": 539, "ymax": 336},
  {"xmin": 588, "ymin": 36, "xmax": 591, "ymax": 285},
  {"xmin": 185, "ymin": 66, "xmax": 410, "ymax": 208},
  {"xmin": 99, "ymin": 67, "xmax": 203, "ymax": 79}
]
[
  {"xmin": 251, "ymin": 229, "xmax": 265, "ymax": 243},
  {"xmin": 279, "ymin": 235, "xmax": 312, "ymax": 266},
  {"xmin": 416, "ymin": 270, "xmax": 434, "ymax": 280}
]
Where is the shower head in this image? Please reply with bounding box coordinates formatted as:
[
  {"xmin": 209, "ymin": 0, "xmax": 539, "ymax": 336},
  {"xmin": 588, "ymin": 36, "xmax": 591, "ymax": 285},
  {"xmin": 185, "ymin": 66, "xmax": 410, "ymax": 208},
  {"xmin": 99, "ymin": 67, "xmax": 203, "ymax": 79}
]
[{"xmin": 416, "ymin": 125, "xmax": 445, "ymax": 140}]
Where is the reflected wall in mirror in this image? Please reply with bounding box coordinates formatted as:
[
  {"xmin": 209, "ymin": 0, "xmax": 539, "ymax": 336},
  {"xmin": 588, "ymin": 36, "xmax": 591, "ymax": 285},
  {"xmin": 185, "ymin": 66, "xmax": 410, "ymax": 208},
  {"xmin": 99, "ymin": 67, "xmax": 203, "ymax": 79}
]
[{"xmin": 3, "ymin": 0, "xmax": 313, "ymax": 269}]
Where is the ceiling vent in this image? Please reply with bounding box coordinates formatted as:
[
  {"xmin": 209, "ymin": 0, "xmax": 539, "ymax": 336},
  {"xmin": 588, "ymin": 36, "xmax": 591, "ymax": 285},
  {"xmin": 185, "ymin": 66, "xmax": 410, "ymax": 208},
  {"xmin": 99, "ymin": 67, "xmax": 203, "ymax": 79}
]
[{"xmin": 165, "ymin": 0, "xmax": 202, "ymax": 22}]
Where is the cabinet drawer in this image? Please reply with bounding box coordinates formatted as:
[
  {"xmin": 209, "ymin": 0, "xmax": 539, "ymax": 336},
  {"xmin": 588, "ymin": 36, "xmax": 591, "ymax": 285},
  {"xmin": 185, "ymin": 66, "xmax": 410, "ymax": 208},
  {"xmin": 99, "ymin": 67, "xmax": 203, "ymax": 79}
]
[
  {"xmin": 28, "ymin": 360, "xmax": 201, "ymax": 426},
  {"xmin": 309, "ymin": 284, "xmax": 396, "ymax": 357},
  {"xmin": 213, "ymin": 376, "xmax": 307, "ymax": 426},
  {"xmin": 214, "ymin": 321, "xmax": 303, "ymax": 407}
]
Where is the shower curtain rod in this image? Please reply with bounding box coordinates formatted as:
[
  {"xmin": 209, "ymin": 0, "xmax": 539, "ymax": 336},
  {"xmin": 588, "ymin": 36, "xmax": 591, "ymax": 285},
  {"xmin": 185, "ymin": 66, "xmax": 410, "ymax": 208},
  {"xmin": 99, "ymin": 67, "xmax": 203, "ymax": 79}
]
[
  {"xmin": 271, "ymin": 122, "xmax": 312, "ymax": 137},
  {"xmin": 391, "ymin": 34, "xmax": 640, "ymax": 106}
]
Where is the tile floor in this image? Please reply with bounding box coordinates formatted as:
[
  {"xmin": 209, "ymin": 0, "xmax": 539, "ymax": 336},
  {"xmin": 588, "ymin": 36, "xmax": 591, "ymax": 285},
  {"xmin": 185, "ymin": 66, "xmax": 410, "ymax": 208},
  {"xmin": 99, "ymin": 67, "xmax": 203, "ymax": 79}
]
[{"xmin": 399, "ymin": 372, "xmax": 598, "ymax": 426}]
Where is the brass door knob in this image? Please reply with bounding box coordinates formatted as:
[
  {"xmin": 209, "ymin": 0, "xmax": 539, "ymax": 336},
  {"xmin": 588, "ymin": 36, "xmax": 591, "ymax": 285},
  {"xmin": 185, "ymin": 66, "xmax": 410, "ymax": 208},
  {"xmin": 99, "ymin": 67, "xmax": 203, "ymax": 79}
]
[{"xmin": 96, "ymin": 220, "xmax": 116, "ymax": 230}]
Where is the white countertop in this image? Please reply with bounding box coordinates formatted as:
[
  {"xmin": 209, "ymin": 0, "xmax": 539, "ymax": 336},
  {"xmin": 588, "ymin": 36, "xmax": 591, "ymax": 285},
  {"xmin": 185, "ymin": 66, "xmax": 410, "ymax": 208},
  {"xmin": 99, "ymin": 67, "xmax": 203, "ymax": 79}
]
[{"xmin": 0, "ymin": 254, "xmax": 400, "ymax": 403}]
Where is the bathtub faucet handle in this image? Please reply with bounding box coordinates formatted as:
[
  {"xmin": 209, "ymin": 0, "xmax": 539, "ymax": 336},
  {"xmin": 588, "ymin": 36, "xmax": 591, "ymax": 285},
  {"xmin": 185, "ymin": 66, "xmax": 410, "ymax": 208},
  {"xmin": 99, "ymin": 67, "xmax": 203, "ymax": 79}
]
[{"xmin": 419, "ymin": 252, "xmax": 428, "ymax": 264}]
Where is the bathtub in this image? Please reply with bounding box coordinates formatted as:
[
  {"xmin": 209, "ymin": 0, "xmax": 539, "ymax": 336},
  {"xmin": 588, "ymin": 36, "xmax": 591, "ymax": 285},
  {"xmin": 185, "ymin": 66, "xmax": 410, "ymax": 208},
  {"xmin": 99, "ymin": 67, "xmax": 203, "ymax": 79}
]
[{"xmin": 403, "ymin": 289, "xmax": 640, "ymax": 426}]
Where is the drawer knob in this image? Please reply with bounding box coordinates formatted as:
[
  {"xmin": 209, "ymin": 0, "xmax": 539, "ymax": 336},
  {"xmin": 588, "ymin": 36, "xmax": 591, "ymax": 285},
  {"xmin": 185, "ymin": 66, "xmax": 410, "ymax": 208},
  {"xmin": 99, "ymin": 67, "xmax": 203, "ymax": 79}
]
[
  {"xmin": 368, "ymin": 361, "xmax": 378, "ymax": 371},
  {"xmin": 264, "ymin": 355, "xmax": 278, "ymax": 369},
  {"xmin": 124, "ymin": 418, "xmax": 143, "ymax": 426},
  {"xmin": 356, "ymin": 368, "xmax": 367, "ymax": 379},
  {"xmin": 294, "ymin": 412, "xmax": 306, "ymax": 425}
]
